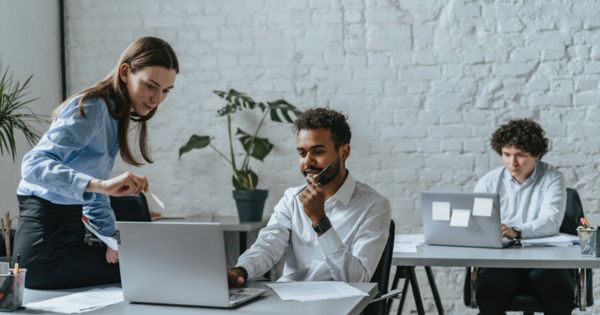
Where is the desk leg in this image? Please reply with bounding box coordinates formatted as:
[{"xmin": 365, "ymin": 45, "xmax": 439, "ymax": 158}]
[
  {"xmin": 407, "ymin": 267, "xmax": 426, "ymax": 315},
  {"xmin": 396, "ymin": 276, "xmax": 410, "ymax": 315},
  {"xmin": 579, "ymin": 268, "xmax": 587, "ymax": 311},
  {"xmin": 425, "ymin": 267, "xmax": 444, "ymax": 315}
]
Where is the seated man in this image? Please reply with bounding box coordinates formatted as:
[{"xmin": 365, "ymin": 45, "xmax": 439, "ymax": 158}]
[
  {"xmin": 228, "ymin": 108, "xmax": 391, "ymax": 285},
  {"xmin": 474, "ymin": 119, "xmax": 575, "ymax": 315}
]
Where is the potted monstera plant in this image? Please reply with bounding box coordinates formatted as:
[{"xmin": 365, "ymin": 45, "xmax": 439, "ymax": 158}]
[{"xmin": 179, "ymin": 89, "xmax": 301, "ymax": 222}]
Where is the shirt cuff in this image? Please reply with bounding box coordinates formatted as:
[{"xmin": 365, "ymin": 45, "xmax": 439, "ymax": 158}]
[
  {"xmin": 74, "ymin": 173, "xmax": 94, "ymax": 202},
  {"xmin": 317, "ymin": 226, "xmax": 344, "ymax": 256}
]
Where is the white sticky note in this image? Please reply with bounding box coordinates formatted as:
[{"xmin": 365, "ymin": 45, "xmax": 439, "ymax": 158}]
[
  {"xmin": 450, "ymin": 209, "xmax": 471, "ymax": 227},
  {"xmin": 473, "ymin": 197, "xmax": 493, "ymax": 217},
  {"xmin": 432, "ymin": 202, "xmax": 451, "ymax": 221}
]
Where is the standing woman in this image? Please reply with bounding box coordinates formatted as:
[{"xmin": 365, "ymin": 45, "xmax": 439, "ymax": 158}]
[{"xmin": 13, "ymin": 37, "xmax": 179, "ymax": 289}]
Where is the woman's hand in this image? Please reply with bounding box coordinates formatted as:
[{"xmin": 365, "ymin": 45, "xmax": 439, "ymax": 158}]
[
  {"xmin": 87, "ymin": 172, "xmax": 149, "ymax": 196},
  {"xmin": 106, "ymin": 247, "xmax": 119, "ymax": 264}
]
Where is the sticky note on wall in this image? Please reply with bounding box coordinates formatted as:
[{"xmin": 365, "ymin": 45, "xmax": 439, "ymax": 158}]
[
  {"xmin": 450, "ymin": 209, "xmax": 471, "ymax": 227},
  {"xmin": 472, "ymin": 198, "xmax": 493, "ymax": 217},
  {"xmin": 432, "ymin": 202, "xmax": 450, "ymax": 221}
]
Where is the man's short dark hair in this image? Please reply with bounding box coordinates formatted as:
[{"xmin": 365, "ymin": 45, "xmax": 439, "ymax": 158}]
[
  {"xmin": 294, "ymin": 108, "xmax": 351, "ymax": 148},
  {"xmin": 490, "ymin": 118, "xmax": 549, "ymax": 158}
]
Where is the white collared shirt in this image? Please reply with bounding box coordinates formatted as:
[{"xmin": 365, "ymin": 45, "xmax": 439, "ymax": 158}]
[
  {"xmin": 474, "ymin": 160, "xmax": 566, "ymax": 239},
  {"xmin": 236, "ymin": 173, "xmax": 391, "ymax": 282}
]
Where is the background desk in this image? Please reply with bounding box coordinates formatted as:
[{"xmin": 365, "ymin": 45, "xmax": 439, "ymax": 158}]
[
  {"xmin": 167, "ymin": 214, "xmax": 268, "ymax": 254},
  {"xmin": 21, "ymin": 282, "xmax": 377, "ymax": 315},
  {"xmin": 392, "ymin": 243, "xmax": 600, "ymax": 315}
]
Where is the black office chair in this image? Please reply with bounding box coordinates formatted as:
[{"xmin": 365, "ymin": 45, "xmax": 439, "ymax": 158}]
[
  {"xmin": 463, "ymin": 188, "xmax": 594, "ymax": 314},
  {"xmin": 111, "ymin": 193, "xmax": 152, "ymax": 222},
  {"xmin": 363, "ymin": 220, "xmax": 396, "ymax": 315}
]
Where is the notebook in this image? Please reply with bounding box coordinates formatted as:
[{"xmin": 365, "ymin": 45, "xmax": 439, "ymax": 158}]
[
  {"xmin": 115, "ymin": 221, "xmax": 265, "ymax": 308},
  {"xmin": 421, "ymin": 192, "xmax": 516, "ymax": 248}
]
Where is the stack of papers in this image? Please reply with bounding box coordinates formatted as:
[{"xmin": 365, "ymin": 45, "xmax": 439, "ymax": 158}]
[
  {"xmin": 393, "ymin": 234, "xmax": 424, "ymax": 253},
  {"xmin": 267, "ymin": 282, "xmax": 367, "ymax": 301},
  {"xmin": 24, "ymin": 287, "xmax": 124, "ymax": 313},
  {"xmin": 520, "ymin": 233, "xmax": 579, "ymax": 247}
]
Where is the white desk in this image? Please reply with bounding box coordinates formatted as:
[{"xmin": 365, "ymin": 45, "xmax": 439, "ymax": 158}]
[
  {"xmin": 392, "ymin": 242, "xmax": 600, "ymax": 315},
  {"xmin": 20, "ymin": 282, "xmax": 377, "ymax": 315}
]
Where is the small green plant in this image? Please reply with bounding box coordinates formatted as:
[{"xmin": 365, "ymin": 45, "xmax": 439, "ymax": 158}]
[
  {"xmin": 179, "ymin": 89, "xmax": 302, "ymax": 190},
  {"xmin": 0, "ymin": 61, "xmax": 47, "ymax": 161}
]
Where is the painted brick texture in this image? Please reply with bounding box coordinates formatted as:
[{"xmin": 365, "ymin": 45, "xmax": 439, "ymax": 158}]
[{"xmin": 65, "ymin": 1, "xmax": 600, "ymax": 313}]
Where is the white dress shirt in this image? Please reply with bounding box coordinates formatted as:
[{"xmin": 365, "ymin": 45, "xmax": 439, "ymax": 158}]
[
  {"xmin": 474, "ymin": 160, "xmax": 566, "ymax": 239},
  {"xmin": 236, "ymin": 173, "xmax": 391, "ymax": 282}
]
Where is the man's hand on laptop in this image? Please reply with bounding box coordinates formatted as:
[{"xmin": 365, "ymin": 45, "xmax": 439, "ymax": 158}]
[
  {"xmin": 106, "ymin": 247, "xmax": 119, "ymax": 264},
  {"xmin": 501, "ymin": 224, "xmax": 518, "ymax": 239},
  {"xmin": 228, "ymin": 267, "xmax": 248, "ymax": 287}
]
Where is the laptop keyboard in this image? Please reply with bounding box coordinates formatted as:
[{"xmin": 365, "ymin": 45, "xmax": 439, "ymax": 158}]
[{"xmin": 229, "ymin": 288, "xmax": 264, "ymax": 304}]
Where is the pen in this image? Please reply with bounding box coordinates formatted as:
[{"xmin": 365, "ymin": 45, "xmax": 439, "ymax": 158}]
[
  {"xmin": 296, "ymin": 163, "xmax": 332, "ymax": 196},
  {"xmin": 13, "ymin": 254, "xmax": 19, "ymax": 275}
]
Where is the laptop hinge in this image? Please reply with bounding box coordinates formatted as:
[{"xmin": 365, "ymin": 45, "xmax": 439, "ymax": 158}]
[{"xmin": 115, "ymin": 230, "xmax": 121, "ymax": 245}]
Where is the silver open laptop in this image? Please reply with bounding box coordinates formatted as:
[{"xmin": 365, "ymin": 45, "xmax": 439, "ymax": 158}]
[
  {"xmin": 421, "ymin": 192, "xmax": 516, "ymax": 248},
  {"xmin": 116, "ymin": 222, "xmax": 266, "ymax": 308}
]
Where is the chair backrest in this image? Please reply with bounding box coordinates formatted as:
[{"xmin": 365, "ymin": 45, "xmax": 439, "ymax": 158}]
[
  {"xmin": 560, "ymin": 188, "xmax": 584, "ymax": 235},
  {"xmin": 371, "ymin": 220, "xmax": 395, "ymax": 293},
  {"xmin": 110, "ymin": 194, "xmax": 152, "ymax": 222},
  {"xmin": 364, "ymin": 220, "xmax": 395, "ymax": 315}
]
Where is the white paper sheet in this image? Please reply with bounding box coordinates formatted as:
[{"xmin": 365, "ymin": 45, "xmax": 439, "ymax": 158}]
[
  {"xmin": 472, "ymin": 197, "xmax": 493, "ymax": 217},
  {"xmin": 450, "ymin": 209, "xmax": 470, "ymax": 227},
  {"xmin": 267, "ymin": 282, "xmax": 367, "ymax": 301},
  {"xmin": 393, "ymin": 234, "xmax": 424, "ymax": 253},
  {"xmin": 81, "ymin": 216, "xmax": 118, "ymax": 251},
  {"xmin": 520, "ymin": 233, "xmax": 579, "ymax": 247},
  {"xmin": 432, "ymin": 202, "xmax": 451, "ymax": 221},
  {"xmin": 24, "ymin": 287, "xmax": 123, "ymax": 313}
]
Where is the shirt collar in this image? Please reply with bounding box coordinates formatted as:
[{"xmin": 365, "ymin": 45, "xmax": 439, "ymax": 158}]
[
  {"xmin": 505, "ymin": 160, "xmax": 541, "ymax": 186},
  {"xmin": 326, "ymin": 171, "xmax": 355, "ymax": 207}
]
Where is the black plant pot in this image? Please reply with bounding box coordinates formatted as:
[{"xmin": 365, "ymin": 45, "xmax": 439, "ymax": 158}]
[{"xmin": 232, "ymin": 189, "xmax": 268, "ymax": 222}]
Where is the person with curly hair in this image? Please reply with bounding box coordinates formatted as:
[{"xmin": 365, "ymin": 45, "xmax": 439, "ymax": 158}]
[
  {"xmin": 227, "ymin": 107, "xmax": 391, "ymax": 286},
  {"xmin": 474, "ymin": 119, "xmax": 574, "ymax": 315}
]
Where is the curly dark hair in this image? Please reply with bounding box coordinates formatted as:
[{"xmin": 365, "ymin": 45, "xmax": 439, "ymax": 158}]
[
  {"xmin": 490, "ymin": 119, "xmax": 549, "ymax": 158},
  {"xmin": 293, "ymin": 107, "xmax": 351, "ymax": 148}
]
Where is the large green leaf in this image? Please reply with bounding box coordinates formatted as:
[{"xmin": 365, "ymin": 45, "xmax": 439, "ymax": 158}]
[
  {"xmin": 267, "ymin": 99, "xmax": 302, "ymax": 123},
  {"xmin": 236, "ymin": 128, "xmax": 272, "ymax": 161},
  {"xmin": 178, "ymin": 135, "xmax": 211, "ymax": 158},
  {"xmin": 214, "ymin": 89, "xmax": 261, "ymax": 116},
  {"xmin": 232, "ymin": 169, "xmax": 258, "ymax": 190}
]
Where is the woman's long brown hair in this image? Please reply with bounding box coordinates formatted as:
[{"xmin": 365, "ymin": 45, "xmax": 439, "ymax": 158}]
[{"xmin": 53, "ymin": 37, "xmax": 179, "ymax": 166}]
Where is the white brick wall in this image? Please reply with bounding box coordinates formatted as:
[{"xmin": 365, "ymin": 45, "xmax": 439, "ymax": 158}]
[{"xmin": 65, "ymin": 0, "xmax": 600, "ymax": 313}]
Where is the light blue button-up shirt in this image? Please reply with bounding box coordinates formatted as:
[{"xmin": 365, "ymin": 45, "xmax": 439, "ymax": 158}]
[
  {"xmin": 474, "ymin": 160, "xmax": 566, "ymax": 239},
  {"xmin": 17, "ymin": 95, "xmax": 119, "ymax": 236}
]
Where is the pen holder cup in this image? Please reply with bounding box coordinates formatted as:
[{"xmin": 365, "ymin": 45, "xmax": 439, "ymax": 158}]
[
  {"xmin": 0, "ymin": 269, "xmax": 26, "ymax": 311},
  {"xmin": 578, "ymin": 229, "xmax": 600, "ymax": 257}
]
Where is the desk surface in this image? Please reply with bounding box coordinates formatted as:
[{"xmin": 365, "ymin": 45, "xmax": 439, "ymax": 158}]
[
  {"xmin": 161, "ymin": 214, "xmax": 268, "ymax": 232},
  {"xmin": 22, "ymin": 282, "xmax": 377, "ymax": 315},
  {"xmin": 393, "ymin": 244, "xmax": 600, "ymax": 269}
]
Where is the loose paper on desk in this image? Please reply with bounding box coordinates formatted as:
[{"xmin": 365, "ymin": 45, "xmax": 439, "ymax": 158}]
[
  {"xmin": 520, "ymin": 233, "xmax": 579, "ymax": 247},
  {"xmin": 450, "ymin": 209, "xmax": 470, "ymax": 227},
  {"xmin": 394, "ymin": 234, "xmax": 425, "ymax": 253},
  {"xmin": 24, "ymin": 287, "xmax": 123, "ymax": 313},
  {"xmin": 472, "ymin": 197, "xmax": 493, "ymax": 217},
  {"xmin": 81, "ymin": 216, "xmax": 118, "ymax": 251},
  {"xmin": 432, "ymin": 202, "xmax": 450, "ymax": 221},
  {"xmin": 267, "ymin": 281, "xmax": 367, "ymax": 302}
]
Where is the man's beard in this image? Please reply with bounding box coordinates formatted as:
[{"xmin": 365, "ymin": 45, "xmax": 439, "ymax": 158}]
[{"xmin": 302, "ymin": 157, "xmax": 341, "ymax": 186}]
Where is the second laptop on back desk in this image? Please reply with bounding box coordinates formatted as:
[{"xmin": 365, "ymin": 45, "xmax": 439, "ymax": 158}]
[{"xmin": 421, "ymin": 191, "xmax": 516, "ymax": 248}]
